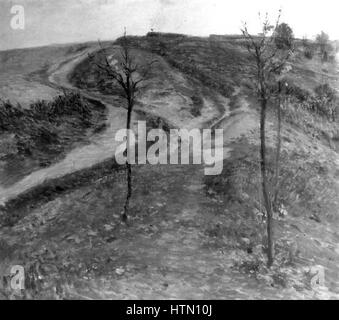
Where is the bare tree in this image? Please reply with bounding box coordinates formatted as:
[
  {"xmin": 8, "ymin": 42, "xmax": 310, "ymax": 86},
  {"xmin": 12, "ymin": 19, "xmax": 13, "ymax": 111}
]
[
  {"xmin": 241, "ymin": 12, "xmax": 293, "ymax": 267},
  {"xmin": 90, "ymin": 31, "xmax": 155, "ymax": 223}
]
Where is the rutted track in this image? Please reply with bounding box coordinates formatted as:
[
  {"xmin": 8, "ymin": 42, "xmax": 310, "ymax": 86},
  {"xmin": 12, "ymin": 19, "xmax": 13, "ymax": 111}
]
[
  {"xmin": 1, "ymin": 43, "xmax": 338, "ymax": 300},
  {"xmin": 0, "ymin": 48, "xmax": 129, "ymax": 206},
  {"xmin": 0, "ymin": 45, "xmax": 254, "ymax": 208}
]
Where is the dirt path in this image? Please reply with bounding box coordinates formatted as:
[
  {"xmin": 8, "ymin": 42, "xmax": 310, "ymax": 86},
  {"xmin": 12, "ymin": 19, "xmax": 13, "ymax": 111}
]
[
  {"xmin": 0, "ymin": 46, "xmax": 233, "ymax": 206},
  {"xmin": 1, "ymin": 159, "xmax": 322, "ymax": 300},
  {"xmin": 64, "ymin": 165, "xmax": 269, "ymax": 299},
  {"xmin": 2, "ymin": 46, "xmax": 338, "ymax": 300},
  {"xmin": 0, "ymin": 47, "xmax": 265, "ymax": 299},
  {"xmin": 0, "ymin": 45, "xmax": 268, "ymax": 299},
  {"xmin": 0, "ymin": 49, "xmax": 129, "ymax": 206}
]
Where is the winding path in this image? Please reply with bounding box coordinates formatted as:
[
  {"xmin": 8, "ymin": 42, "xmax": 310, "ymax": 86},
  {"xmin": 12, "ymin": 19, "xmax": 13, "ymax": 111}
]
[
  {"xmin": 0, "ymin": 45, "xmax": 257, "ymax": 207},
  {"xmin": 0, "ymin": 48, "xmax": 128, "ymax": 206}
]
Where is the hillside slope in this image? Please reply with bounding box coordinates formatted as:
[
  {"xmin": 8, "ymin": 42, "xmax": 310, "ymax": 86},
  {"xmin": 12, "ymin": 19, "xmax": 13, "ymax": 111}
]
[{"xmin": 0, "ymin": 35, "xmax": 338, "ymax": 299}]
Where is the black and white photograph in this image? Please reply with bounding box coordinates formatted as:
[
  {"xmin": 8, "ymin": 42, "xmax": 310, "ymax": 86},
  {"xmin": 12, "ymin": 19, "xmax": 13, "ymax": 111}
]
[{"xmin": 0, "ymin": 0, "xmax": 338, "ymax": 301}]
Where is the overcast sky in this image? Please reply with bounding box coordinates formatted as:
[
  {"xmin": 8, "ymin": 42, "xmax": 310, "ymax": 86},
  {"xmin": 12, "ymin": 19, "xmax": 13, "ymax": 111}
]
[{"xmin": 1, "ymin": 0, "xmax": 339, "ymax": 50}]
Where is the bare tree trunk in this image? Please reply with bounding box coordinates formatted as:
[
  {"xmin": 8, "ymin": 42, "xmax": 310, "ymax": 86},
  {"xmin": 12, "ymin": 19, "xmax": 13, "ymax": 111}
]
[
  {"xmin": 123, "ymin": 163, "xmax": 132, "ymax": 222},
  {"xmin": 241, "ymin": 13, "xmax": 293, "ymax": 268},
  {"xmin": 260, "ymin": 95, "xmax": 274, "ymax": 267},
  {"xmin": 122, "ymin": 101, "xmax": 133, "ymax": 223},
  {"xmin": 273, "ymin": 81, "xmax": 282, "ymax": 210},
  {"xmin": 92, "ymin": 33, "xmax": 152, "ymax": 223}
]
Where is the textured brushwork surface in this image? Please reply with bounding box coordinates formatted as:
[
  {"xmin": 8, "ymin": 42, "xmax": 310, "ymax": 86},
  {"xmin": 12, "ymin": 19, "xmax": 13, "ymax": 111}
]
[
  {"xmin": 0, "ymin": 35, "xmax": 338, "ymax": 299},
  {"xmin": 0, "ymin": 163, "xmax": 338, "ymax": 299}
]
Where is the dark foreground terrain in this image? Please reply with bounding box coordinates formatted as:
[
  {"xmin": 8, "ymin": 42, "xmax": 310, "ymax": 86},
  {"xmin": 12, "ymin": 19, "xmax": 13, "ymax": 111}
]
[{"xmin": 0, "ymin": 34, "xmax": 338, "ymax": 299}]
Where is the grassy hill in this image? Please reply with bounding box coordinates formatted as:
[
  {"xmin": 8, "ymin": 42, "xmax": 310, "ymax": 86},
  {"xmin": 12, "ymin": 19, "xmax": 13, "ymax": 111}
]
[{"xmin": 0, "ymin": 34, "xmax": 338, "ymax": 299}]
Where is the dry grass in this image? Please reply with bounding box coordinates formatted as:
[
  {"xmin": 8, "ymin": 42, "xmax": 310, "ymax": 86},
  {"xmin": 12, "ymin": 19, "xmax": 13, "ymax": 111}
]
[{"xmin": 0, "ymin": 92, "xmax": 106, "ymax": 185}]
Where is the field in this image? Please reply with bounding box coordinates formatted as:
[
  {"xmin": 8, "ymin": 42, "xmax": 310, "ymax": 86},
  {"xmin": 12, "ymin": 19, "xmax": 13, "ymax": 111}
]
[{"xmin": 0, "ymin": 34, "xmax": 338, "ymax": 299}]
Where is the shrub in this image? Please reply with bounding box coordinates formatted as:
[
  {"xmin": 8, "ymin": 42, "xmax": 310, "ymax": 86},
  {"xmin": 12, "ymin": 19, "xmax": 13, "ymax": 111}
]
[
  {"xmin": 285, "ymin": 82, "xmax": 310, "ymax": 102},
  {"xmin": 304, "ymin": 48, "xmax": 314, "ymax": 59},
  {"xmin": 274, "ymin": 23, "xmax": 294, "ymax": 50},
  {"xmin": 284, "ymin": 82, "xmax": 337, "ymax": 122},
  {"xmin": 191, "ymin": 95, "xmax": 203, "ymax": 117},
  {"xmin": 0, "ymin": 101, "xmax": 24, "ymax": 132},
  {"xmin": 314, "ymin": 83, "xmax": 336, "ymax": 101},
  {"xmin": 30, "ymin": 92, "xmax": 91, "ymax": 121},
  {"xmin": 316, "ymin": 31, "xmax": 333, "ymax": 62},
  {"xmin": 302, "ymin": 37, "xmax": 316, "ymax": 60},
  {"xmin": 0, "ymin": 93, "xmax": 95, "ymax": 158},
  {"xmin": 313, "ymin": 83, "xmax": 337, "ymax": 120}
]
